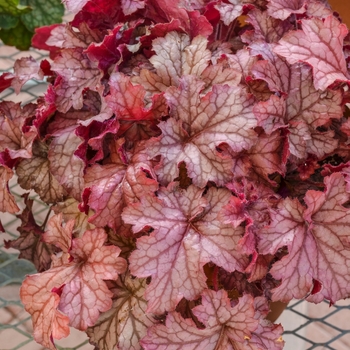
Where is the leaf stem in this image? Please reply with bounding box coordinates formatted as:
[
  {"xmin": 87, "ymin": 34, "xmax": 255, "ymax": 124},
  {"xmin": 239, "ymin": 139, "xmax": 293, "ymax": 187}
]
[{"xmin": 41, "ymin": 206, "xmax": 52, "ymax": 230}]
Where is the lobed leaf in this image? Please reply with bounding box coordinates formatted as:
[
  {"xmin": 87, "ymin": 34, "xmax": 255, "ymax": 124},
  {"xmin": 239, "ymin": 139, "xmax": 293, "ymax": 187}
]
[
  {"xmin": 5, "ymin": 194, "xmax": 54, "ymax": 272},
  {"xmin": 48, "ymin": 126, "xmax": 85, "ymax": 200},
  {"xmin": 87, "ymin": 275, "xmax": 155, "ymax": 350},
  {"xmin": 142, "ymin": 290, "xmax": 283, "ymax": 350},
  {"xmin": 274, "ymin": 16, "xmax": 349, "ymax": 90},
  {"xmin": 146, "ymin": 76, "xmax": 256, "ymax": 187},
  {"xmin": 51, "ymin": 48, "xmax": 102, "ymax": 113},
  {"xmin": 16, "ymin": 141, "xmax": 66, "ymax": 204},
  {"xmin": 20, "ymin": 228, "xmax": 127, "ymax": 349},
  {"xmin": 123, "ymin": 185, "xmax": 248, "ymax": 314},
  {"xmin": 0, "ymin": 101, "xmax": 37, "ymax": 160},
  {"xmin": 259, "ymin": 173, "xmax": 350, "ymax": 303},
  {"xmin": 267, "ymin": 0, "xmax": 306, "ymax": 20}
]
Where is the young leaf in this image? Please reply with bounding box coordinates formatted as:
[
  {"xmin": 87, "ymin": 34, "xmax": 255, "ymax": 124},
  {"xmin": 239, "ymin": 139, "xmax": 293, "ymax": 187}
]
[
  {"xmin": 11, "ymin": 56, "xmax": 44, "ymax": 94},
  {"xmin": 53, "ymin": 197, "xmax": 95, "ymax": 234},
  {"xmin": 42, "ymin": 213, "xmax": 74, "ymax": 252},
  {"xmin": 106, "ymin": 72, "xmax": 167, "ymax": 141},
  {"xmin": 123, "ymin": 185, "xmax": 248, "ymax": 313}
]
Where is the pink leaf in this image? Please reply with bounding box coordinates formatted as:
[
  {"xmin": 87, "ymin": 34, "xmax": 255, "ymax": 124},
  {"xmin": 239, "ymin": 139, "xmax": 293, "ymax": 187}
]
[
  {"xmin": 106, "ymin": 72, "xmax": 167, "ymax": 141},
  {"xmin": 267, "ymin": 0, "xmax": 307, "ymax": 20},
  {"xmin": 0, "ymin": 101, "xmax": 37, "ymax": 160},
  {"xmin": 52, "ymin": 49, "xmax": 102, "ymax": 113},
  {"xmin": 251, "ymin": 42, "xmax": 291, "ymax": 94},
  {"xmin": 62, "ymin": 0, "xmax": 89, "ymax": 14},
  {"xmin": 84, "ymin": 163, "xmax": 127, "ymax": 230},
  {"xmin": 146, "ymin": 76, "xmax": 256, "ymax": 187},
  {"xmin": 274, "ymin": 16, "xmax": 349, "ymax": 90},
  {"xmin": 123, "ymin": 185, "xmax": 248, "ymax": 313},
  {"xmin": 306, "ymin": 0, "xmax": 333, "ymax": 18},
  {"xmin": 46, "ymin": 23, "xmax": 103, "ymax": 49},
  {"xmin": 242, "ymin": 8, "xmax": 293, "ymax": 44},
  {"xmin": 215, "ymin": 0, "xmax": 244, "ymax": 26},
  {"xmin": 59, "ymin": 229, "xmax": 127, "ymax": 329},
  {"xmin": 142, "ymin": 290, "xmax": 283, "ymax": 350},
  {"xmin": 11, "ymin": 57, "xmax": 44, "ymax": 94},
  {"xmin": 254, "ymin": 63, "xmax": 342, "ymax": 158},
  {"xmin": 254, "ymin": 95, "xmax": 286, "ymax": 134},
  {"xmin": 21, "ymin": 228, "xmax": 127, "ymax": 349},
  {"xmin": 20, "ymin": 267, "xmax": 73, "ymax": 350},
  {"xmin": 121, "ymin": 0, "xmax": 145, "ymax": 15},
  {"xmin": 259, "ymin": 173, "xmax": 350, "ymax": 303},
  {"xmin": 248, "ymin": 130, "xmax": 287, "ymax": 180},
  {"xmin": 134, "ymin": 31, "xmax": 211, "ymax": 94}
]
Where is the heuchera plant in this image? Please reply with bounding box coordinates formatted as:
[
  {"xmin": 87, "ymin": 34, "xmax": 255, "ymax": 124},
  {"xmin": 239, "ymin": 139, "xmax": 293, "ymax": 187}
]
[{"xmin": 1, "ymin": 0, "xmax": 350, "ymax": 348}]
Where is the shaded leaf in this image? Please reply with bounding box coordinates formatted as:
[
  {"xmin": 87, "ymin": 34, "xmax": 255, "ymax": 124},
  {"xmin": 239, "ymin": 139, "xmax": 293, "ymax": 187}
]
[
  {"xmin": 16, "ymin": 141, "xmax": 67, "ymax": 204},
  {"xmin": 53, "ymin": 197, "xmax": 95, "ymax": 235},
  {"xmin": 87, "ymin": 274, "xmax": 155, "ymax": 350},
  {"xmin": 5, "ymin": 194, "xmax": 54, "ymax": 272},
  {"xmin": 0, "ymin": 165, "xmax": 20, "ymax": 213}
]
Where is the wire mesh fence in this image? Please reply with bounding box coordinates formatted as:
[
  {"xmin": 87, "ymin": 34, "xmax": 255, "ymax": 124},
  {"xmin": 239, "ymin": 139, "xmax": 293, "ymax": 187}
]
[{"xmin": 1, "ymin": 40, "xmax": 350, "ymax": 350}]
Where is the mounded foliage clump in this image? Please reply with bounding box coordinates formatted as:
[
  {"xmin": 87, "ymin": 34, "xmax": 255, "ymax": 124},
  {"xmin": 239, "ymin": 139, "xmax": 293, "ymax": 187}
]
[{"xmin": 1, "ymin": 0, "xmax": 350, "ymax": 349}]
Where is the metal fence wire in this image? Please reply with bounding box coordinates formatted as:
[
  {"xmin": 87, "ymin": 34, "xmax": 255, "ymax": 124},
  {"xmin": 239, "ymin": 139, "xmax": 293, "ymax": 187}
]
[{"xmin": 1, "ymin": 41, "xmax": 350, "ymax": 350}]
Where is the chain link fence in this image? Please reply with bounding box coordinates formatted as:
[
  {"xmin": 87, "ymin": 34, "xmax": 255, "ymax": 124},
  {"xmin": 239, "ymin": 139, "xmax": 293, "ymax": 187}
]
[{"xmin": 1, "ymin": 40, "xmax": 350, "ymax": 350}]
